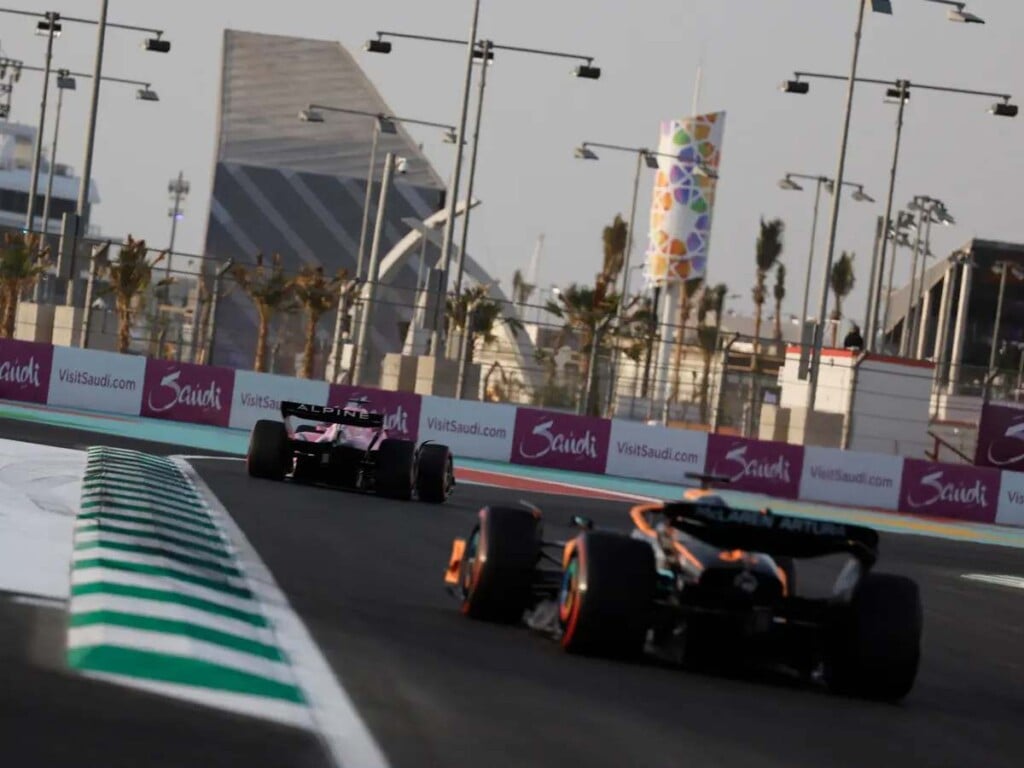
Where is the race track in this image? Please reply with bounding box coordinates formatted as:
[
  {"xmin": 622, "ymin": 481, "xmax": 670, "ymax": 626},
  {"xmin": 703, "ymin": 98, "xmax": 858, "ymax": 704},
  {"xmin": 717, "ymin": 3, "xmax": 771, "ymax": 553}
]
[{"xmin": 4, "ymin": 418, "xmax": 1024, "ymax": 768}]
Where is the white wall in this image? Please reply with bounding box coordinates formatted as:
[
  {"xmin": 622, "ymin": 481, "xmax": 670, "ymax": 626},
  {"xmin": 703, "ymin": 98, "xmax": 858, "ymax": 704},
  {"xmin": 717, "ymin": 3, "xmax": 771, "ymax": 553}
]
[
  {"xmin": 778, "ymin": 349, "xmax": 856, "ymax": 415},
  {"xmin": 848, "ymin": 358, "xmax": 934, "ymax": 458}
]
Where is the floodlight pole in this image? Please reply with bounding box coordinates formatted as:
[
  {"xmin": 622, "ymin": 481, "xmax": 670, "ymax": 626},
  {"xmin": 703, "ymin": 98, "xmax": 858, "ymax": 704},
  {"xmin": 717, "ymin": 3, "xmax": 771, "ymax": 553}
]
[
  {"xmin": 602, "ymin": 148, "xmax": 645, "ymax": 415},
  {"xmin": 25, "ymin": 11, "xmax": 58, "ymax": 234},
  {"xmin": 869, "ymin": 79, "xmax": 908, "ymax": 351},
  {"xmin": 40, "ymin": 75, "xmax": 68, "ymax": 236},
  {"xmin": 353, "ymin": 152, "xmax": 396, "ymax": 386},
  {"xmin": 430, "ymin": 0, "xmax": 481, "ymax": 359},
  {"xmin": 450, "ymin": 39, "xmax": 491, "ymax": 364},
  {"xmin": 805, "ymin": 0, "xmax": 867, "ymax": 412}
]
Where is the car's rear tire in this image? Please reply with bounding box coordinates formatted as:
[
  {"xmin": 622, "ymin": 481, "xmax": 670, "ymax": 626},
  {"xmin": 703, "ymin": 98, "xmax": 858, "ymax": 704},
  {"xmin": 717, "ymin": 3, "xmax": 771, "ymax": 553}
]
[
  {"xmin": 825, "ymin": 573, "xmax": 922, "ymax": 701},
  {"xmin": 460, "ymin": 506, "xmax": 540, "ymax": 623},
  {"xmin": 247, "ymin": 420, "xmax": 289, "ymax": 480},
  {"xmin": 374, "ymin": 439, "xmax": 416, "ymax": 500},
  {"xmin": 559, "ymin": 532, "xmax": 656, "ymax": 658},
  {"xmin": 416, "ymin": 443, "xmax": 453, "ymax": 503}
]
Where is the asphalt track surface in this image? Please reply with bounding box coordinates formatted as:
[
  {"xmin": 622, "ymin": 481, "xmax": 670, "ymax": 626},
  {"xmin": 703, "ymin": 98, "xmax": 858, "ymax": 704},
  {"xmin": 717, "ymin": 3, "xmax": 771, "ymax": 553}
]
[{"xmin": 5, "ymin": 418, "xmax": 1024, "ymax": 768}]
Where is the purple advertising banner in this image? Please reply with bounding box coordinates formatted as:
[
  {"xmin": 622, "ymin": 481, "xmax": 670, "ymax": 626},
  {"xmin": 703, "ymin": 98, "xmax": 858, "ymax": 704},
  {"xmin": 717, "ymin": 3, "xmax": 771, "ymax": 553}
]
[
  {"xmin": 899, "ymin": 459, "xmax": 1000, "ymax": 523},
  {"xmin": 510, "ymin": 408, "xmax": 611, "ymax": 475},
  {"xmin": 328, "ymin": 384, "xmax": 422, "ymax": 442},
  {"xmin": 0, "ymin": 338, "xmax": 53, "ymax": 404},
  {"xmin": 705, "ymin": 435, "xmax": 804, "ymax": 499},
  {"xmin": 140, "ymin": 359, "xmax": 235, "ymax": 428},
  {"xmin": 975, "ymin": 402, "xmax": 1024, "ymax": 471}
]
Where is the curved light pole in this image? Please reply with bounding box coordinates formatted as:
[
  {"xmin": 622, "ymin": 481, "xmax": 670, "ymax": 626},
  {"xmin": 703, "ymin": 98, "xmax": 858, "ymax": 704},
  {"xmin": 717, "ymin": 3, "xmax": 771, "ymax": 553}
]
[
  {"xmin": 365, "ymin": 27, "xmax": 601, "ymax": 361},
  {"xmin": 298, "ymin": 103, "xmax": 457, "ymax": 383}
]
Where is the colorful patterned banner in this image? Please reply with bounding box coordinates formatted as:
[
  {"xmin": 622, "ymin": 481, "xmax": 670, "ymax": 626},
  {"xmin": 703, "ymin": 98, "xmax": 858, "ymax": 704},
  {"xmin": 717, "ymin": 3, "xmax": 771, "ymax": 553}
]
[{"xmin": 645, "ymin": 112, "xmax": 726, "ymax": 284}]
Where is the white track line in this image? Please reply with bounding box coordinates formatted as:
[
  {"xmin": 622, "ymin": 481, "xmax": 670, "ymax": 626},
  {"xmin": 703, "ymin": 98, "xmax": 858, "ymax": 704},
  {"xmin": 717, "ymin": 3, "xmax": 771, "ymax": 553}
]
[
  {"xmin": 174, "ymin": 457, "xmax": 390, "ymax": 768},
  {"xmin": 962, "ymin": 574, "xmax": 1024, "ymax": 590}
]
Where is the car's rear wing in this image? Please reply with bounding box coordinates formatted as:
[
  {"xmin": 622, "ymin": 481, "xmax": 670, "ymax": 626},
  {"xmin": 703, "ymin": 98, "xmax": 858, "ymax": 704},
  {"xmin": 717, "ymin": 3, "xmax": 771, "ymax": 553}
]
[
  {"xmin": 280, "ymin": 401, "xmax": 385, "ymax": 429},
  {"xmin": 659, "ymin": 500, "xmax": 879, "ymax": 565}
]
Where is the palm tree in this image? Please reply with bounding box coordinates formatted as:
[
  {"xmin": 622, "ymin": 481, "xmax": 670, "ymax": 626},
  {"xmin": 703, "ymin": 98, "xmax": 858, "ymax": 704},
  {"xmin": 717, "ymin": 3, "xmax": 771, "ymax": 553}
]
[
  {"xmin": 0, "ymin": 232, "xmax": 50, "ymax": 339},
  {"xmin": 697, "ymin": 283, "xmax": 727, "ymax": 423},
  {"xmin": 547, "ymin": 283, "xmax": 617, "ymax": 414},
  {"xmin": 829, "ymin": 251, "xmax": 856, "ymax": 347},
  {"xmin": 773, "ymin": 263, "xmax": 786, "ymax": 343},
  {"xmin": 231, "ymin": 253, "xmax": 295, "ymax": 372},
  {"xmin": 598, "ymin": 214, "xmax": 629, "ymax": 299},
  {"xmin": 752, "ymin": 218, "xmax": 785, "ymax": 360},
  {"xmin": 446, "ymin": 283, "xmax": 523, "ymax": 365},
  {"xmin": 669, "ymin": 277, "xmax": 704, "ymax": 403},
  {"xmin": 291, "ymin": 265, "xmax": 352, "ymax": 379},
  {"xmin": 101, "ymin": 236, "xmax": 167, "ymax": 354}
]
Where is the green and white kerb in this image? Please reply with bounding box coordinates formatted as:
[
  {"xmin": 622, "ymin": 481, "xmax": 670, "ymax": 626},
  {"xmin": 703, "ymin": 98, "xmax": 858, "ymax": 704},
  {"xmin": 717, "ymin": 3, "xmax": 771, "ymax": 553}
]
[{"xmin": 68, "ymin": 446, "xmax": 308, "ymax": 722}]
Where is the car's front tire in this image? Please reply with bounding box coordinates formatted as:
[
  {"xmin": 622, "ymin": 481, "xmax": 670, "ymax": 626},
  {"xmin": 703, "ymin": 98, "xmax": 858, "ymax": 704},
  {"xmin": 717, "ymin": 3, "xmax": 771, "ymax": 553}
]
[
  {"xmin": 459, "ymin": 506, "xmax": 540, "ymax": 623},
  {"xmin": 247, "ymin": 420, "xmax": 289, "ymax": 480}
]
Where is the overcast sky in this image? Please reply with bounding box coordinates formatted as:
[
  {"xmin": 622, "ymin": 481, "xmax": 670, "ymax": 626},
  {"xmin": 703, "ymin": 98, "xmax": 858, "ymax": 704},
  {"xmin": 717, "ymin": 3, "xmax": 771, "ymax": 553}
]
[{"xmin": 2, "ymin": 0, "xmax": 1020, "ymax": 323}]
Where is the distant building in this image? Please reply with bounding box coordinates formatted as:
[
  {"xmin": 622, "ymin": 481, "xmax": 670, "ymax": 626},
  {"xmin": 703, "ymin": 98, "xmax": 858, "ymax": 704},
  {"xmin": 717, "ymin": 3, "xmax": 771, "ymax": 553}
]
[
  {"xmin": 201, "ymin": 30, "xmax": 454, "ymax": 378},
  {"xmin": 0, "ymin": 121, "xmax": 97, "ymax": 235},
  {"xmin": 882, "ymin": 238, "xmax": 1024, "ymax": 398}
]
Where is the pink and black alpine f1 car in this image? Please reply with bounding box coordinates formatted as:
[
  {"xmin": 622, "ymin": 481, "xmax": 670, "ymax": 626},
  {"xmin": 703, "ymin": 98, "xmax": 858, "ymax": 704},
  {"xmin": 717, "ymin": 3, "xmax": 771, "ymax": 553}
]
[{"xmin": 245, "ymin": 400, "xmax": 454, "ymax": 503}]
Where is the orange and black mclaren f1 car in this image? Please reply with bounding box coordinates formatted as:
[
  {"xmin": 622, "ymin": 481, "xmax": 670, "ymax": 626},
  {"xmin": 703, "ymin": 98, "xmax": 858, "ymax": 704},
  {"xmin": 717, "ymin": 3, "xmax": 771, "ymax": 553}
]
[{"xmin": 444, "ymin": 474, "xmax": 922, "ymax": 701}]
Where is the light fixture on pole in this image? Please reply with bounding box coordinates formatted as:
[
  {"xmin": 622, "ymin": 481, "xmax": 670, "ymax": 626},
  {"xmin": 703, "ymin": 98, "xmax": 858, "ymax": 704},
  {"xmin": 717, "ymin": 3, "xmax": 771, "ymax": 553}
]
[
  {"xmin": 352, "ymin": 152, "xmax": 400, "ymax": 387},
  {"xmin": 450, "ymin": 39, "xmax": 494, "ymax": 363},
  {"xmin": 25, "ymin": 11, "xmax": 60, "ymax": 235},
  {"xmin": 868, "ymin": 76, "xmax": 909, "ymax": 351},
  {"xmin": 925, "ymin": 0, "xmax": 985, "ymax": 23},
  {"xmin": 298, "ymin": 102, "xmax": 456, "ymax": 383},
  {"xmin": 166, "ymin": 171, "xmax": 190, "ymax": 268},
  {"xmin": 909, "ymin": 197, "xmax": 955, "ymax": 356},
  {"xmin": 365, "ymin": 26, "xmax": 603, "ymax": 361},
  {"xmin": 12, "ymin": 60, "xmax": 159, "ymax": 290},
  {"xmin": 39, "ymin": 68, "xmax": 75, "ymax": 239},
  {"xmin": 785, "ymin": 62, "xmax": 1015, "ymax": 400},
  {"xmin": 66, "ymin": 0, "xmax": 171, "ymax": 305},
  {"xmin": 776, "ymin": 172, "xmax": 874, "ymax": 347},
  {"xmin": 781, "ymin": 0, "xmax": 998, "ymax": 409}
]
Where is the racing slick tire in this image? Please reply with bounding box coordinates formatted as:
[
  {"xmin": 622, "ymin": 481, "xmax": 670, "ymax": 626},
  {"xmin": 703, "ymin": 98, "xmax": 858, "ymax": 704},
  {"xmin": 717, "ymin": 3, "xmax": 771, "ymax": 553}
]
[
  {"xmin": 459, "ymin": 506, "xmax": 541, "ymax": 623},
  {"xmin": 559, "ymin": 532, "xmax": 656, "ymax": 659},
  {"xmin": 416, "ymin": 443, "xmax": 454, "ymax": 504},
  {"xmin": 247, "ymin": 420, "xmax": 290, "ymax": 481},
  {"xmin": 825, "ymin": 573, "xmax": 922, "ymax": 701},
  {"xmin": 374, "ymin": 439, "xmax": 417, "ymax": 500}
]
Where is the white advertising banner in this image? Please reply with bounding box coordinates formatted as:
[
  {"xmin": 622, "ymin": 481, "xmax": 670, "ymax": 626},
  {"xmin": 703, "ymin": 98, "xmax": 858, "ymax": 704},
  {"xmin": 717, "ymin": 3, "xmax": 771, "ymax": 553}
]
[
  {"xmin": 996, "ymin": 470, "xmax": 1024, "ymax": 527},
  {"xmin": 605, "ymin": 420, "xmax": 707, "ymax": 485},
  {"xmin": 799, "ymin": 445, "xmax": 903, "ymax": 511},
  {"xmin": 418, "ymin": 397, "xmax": 516, "ymax": 462},
  {"xmin": 229, "ymin": 370, "xmax": 330, "ymax": 432},
  {"xmin": 48, "ymin": 347, "xmax": 145, "ymax": 416}
]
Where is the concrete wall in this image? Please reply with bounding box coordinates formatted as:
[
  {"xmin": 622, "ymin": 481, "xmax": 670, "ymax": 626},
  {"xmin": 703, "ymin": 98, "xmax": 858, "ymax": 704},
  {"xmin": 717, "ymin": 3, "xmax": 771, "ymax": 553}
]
[{"xmin": 848, "ymin": 356, "xmax": 934, "ymax": 458}]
